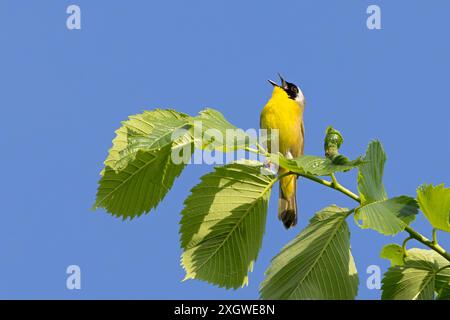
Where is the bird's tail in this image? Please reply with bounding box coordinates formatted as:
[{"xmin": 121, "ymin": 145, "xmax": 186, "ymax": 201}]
[{"xmin": 278, "ymin": 168, "xmax": 297, "ymax": 229}]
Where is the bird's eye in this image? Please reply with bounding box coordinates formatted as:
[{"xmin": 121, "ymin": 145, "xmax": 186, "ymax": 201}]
[{"xmin": 292, "ymin": 87, "xmax": 298, "ymax": 93}]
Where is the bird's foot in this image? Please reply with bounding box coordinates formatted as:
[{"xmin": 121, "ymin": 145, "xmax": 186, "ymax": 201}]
[{"xmin": 260, "ymin": 159, "xmax": 277, "ymax": 175}]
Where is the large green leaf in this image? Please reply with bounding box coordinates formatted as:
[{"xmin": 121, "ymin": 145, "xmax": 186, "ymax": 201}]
[
  {"xmin": 354, "ymin": 196, "xmax": 418, "ymax": 236},
  {"xmin": 95, "ymin": 108, "xmax": 252, "ymax": 219},
  {"xmin": 95, "ymin": 144, "xmax": 191, "ymax": 219},
  {"xmin": 436, "ymin": 269, "xmax": 450, "ymax": 300},
  {"xmin": 180, "ymin": 161, "xmax": 275, "ymax": 289},
  {"xmin": 260, "ymin": 205, "xmax": 359, "ymax": 300},
  {"xmin": 417, "ymin": 184, "xmax": 450, "ymax": 232},
  {"xmin": 103, "ymin": 109, "xmax": 191, "ymax": 172},
  {"xmin": 358, "ymin": 140, "xmax": 387, "ymax": 203},
  {"xmin": 94, "ymin": 109, "xmax": 194, "ymax": 219},
  {"xmin": 382, "ymin": 249, "xmax": 450, "ymax": 300},
  {"xmin": 270, "ymin": 153, "xmax": 363, "ymax": 177},
  {"xmin": 193, "ymin": 108, "xmax": 251, "ymax": 151}
]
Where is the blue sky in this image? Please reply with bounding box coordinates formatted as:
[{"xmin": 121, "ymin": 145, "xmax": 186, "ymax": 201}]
[{"xmin": 0, "ymin": 0, "xmax": 449, "ymax": 299}]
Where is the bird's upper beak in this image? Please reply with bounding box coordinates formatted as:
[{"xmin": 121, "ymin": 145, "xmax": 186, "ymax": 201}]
[{"xmin": 278, "ymin": 73, "xmax": 288, "ymax": 89}]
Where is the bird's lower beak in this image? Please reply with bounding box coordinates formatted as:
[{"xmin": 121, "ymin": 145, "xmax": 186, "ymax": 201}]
[{"xmin": 268, "ymin": 79, "xmax": 278, "ymax": 87}]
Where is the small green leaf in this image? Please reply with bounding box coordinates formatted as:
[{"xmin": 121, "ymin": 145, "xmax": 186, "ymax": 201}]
[
  {"xmin": 271, "ymin": 153, "xmax": 363, "ymax": 177},
  {"xmin": 380, "ymin": 244, "xmax": 404, "ymax": 266},
  {"xmin": 260, "ymin": 205, "xmax": 358, "ymax": 300},
  {"xmin": 382, "ymin": 249, "xmax": 450, "ymax": 300},
  {"xmin": 417, "ymin": 184, "xmax": 450, "ymax": 232},
  {"xmin": 324, "ymin": 126, "xmax": 344, "ymax": 158},
  {"xmin": 180, "ymin": 161, "xmax": 275, "ymax": 289},
  {"xmin": 358, "ymin": 140, "xmax": 387, "ymax": 203},
  {"xmin": 354, "ymin": 196, "xmax": 418, "ymax": 236}
]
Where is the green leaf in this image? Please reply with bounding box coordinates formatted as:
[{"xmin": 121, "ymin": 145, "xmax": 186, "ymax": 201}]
[
  {"xmin": 103, "ymin": 109, "xmax": 191, "ymax": 172},
  {"xmin": 417, "ymin": 184, "xmax": 450, "ymax": 232},
  {"xmin": 380, "ymin": 244, "xmax": 404, "ymax": 266},
  {"xmin": 358, "ymin": 140, "xmax": 387, "ymax": 203},
  {"xmin": 180, "ymin": 161, "xmax": 275, "ymax": 289},
  {"xmin": 95, "ymin": 107, "xmax": 252, "ymax": 219},
  {"xmin": 94, "ymin": 109, "xmax": 194, "ymax": 219},
  {"xmin": 382, "ymin": 249, "xmax": 450, "ymax": 300},
  {"xmin": 355, "ymin": 142, "xmax": 418, "ymax": 235},
  {"xmin": 354, "ymin": 196, "xmax": 418, "ymax": 236},
  {"xmin": 383, "ymin": 268, "xmax": 435, "ymax": 300},
  {"xmin": 436, "ymin": 269, "xmax": 450, "ymax": 300},
  {"xmin": 260, "ymin": 205, "xmax": 359, "ymax": 300},
  {"xmin": 437, "ymin": 287, "xmax": 450, "ymax": 300},
  {"xmin": 193, "ymin": 108, "xmax": 251, "ymax": 151},
  {"xmin": 271, "ymin": 153, "xmax": 363, "ymax": 177},
  {"xmin": 95, "ymin": 144, "xmax": 191, "ymax": 219}
]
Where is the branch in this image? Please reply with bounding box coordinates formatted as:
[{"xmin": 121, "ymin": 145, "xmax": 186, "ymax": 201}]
[
  {"xmin": 298, "ymin": 172, "xmax": 360, "ymax": 202},
  {"xmin": 247, "ymin": 148, "xmax": 450, "ymax": 262},
  {"xmin": 312, "ymin": 174, "xmax": 450, "ymax": 262},
  {"xmin": 403, "ymin": 226, "xmax": 450, "ymax": 261}
]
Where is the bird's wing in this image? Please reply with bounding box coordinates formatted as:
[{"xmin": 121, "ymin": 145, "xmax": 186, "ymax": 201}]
[{"xmin": 300, "ymin": 120, "xmax": 305, "ymax": 155}]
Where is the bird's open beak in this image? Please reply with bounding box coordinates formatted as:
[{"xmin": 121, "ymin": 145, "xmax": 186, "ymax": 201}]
[{"xmin": 268, "ymin": 74, "xmax": 288, "ymax": 88}]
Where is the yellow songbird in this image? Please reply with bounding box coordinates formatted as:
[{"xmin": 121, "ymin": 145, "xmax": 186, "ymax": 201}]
[{"xmin": 260, "ymin": 74, "xmax": 305, "ymax": 228}]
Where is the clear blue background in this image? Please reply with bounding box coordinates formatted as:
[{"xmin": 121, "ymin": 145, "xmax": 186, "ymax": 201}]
[{"xmin": 1, "ymin": 0, "xmax": 449, "ymax": 299}]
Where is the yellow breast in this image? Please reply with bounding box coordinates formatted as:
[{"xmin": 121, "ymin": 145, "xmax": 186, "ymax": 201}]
[{"xmin": 260, "ymin": 87, "xmax": 304, "ymax": 156}]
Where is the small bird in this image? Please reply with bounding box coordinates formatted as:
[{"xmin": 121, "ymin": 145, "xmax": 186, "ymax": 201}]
[{"xmin": 260, "ymin": 74, "xmax": 305, "ymax": 228}]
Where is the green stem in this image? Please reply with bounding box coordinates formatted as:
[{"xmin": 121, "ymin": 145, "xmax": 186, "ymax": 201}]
[
  {"xmin": 299, "ymin": 173, "xmax": 360, "ymax": 202},
  {"xmin": 244, "ymin": 147, "xmax": 261, "ymax": 154},
  {"xmin": 331, "ymin": 173, "xmax": 339, "ymax": 187},
  {"xmin": 432, "ymin": 228, "xmax": 438, "ymax": 246},
  {"xmin": 255, "ymin": 142, "xmax": 269, "ymax": 156},
  {"xmin": 402, "ymin": 237, "xmax": 413, "ymax": 256}
]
